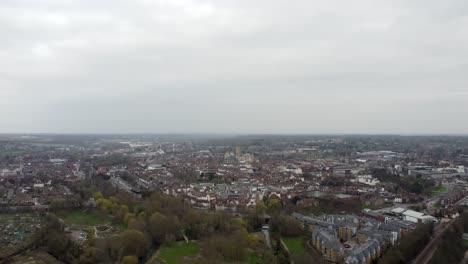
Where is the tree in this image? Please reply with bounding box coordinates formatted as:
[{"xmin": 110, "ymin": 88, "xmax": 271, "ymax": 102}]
[
  {"xmin": 202, "ymin": 229, "xmax": 248, "ymax": 262},
  {"xmin": 379, "ymin": 223, "xmax": 433, "ymax": 264},
  {"xmin": 270, "ymin": 214, "xmax": 303, "ymax": 237},
  {"xmin": 78, "ymin": 247, "xmax": 105, "ymax": 264},
  {"xmin": 124, "ymin": 212, "xmax": 136, "ymax": 225},
  {"xmin": 128, "ymin": 218, "xmax": 147, "ymax": 233},
  {"xmin": 32, "ymin": 213, "xmax": 80, "ymax": 263},
  {"xmin": 94, "ymin": 237, "xmax": 122, "ymax": 262},
  {"xmin": 121, "ymin": 255, "xmax": 138, "ymax": 264},
  {"xmin": 430, "ymin": 214, "xmax": 467, "ymax": 264},
  {"xmin": 94, "ymin": 192, "xmax": 104, "ymax": 200},
  {"xmin": 47, "ymin": 230, "xmax": 72, "ymax": 259},
  {"xmin": 246, "ymin": 209, "xmax": 264, "ymax": 232},
  {"xmin": 117, "ymin": 205, "xmax": 130, "ymax": 222},
  {"xmin": 268, "ymin": 199, "xmax": 282, "ymax": 211},
  {"xmin": 258, "ymin": 249, "xmax": 278, "ymax": 264},
  {"xmin": 256, "ymin": 201, "xmax": 268, "ymax": 213},
  {"xmin": 121, "ymin": 229, "xmax": 150, "ymax": 258},
  {"xmin": 148, "ymin": 212, "xmax": 180, "ymax": 244},
  {"xmin": 96, "ymin": 198, "xmax": 112, "ymax": 211}
]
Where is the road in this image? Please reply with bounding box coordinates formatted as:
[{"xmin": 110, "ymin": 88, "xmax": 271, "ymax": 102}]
[{"xmin": 262, "ymin": 225, "xmax": 272, "ymax": 249}]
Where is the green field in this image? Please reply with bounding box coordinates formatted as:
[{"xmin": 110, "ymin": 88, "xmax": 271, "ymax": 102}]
[
  {"xmin": 57, "ymin": 210, "xmax": 111, "ymax": 226},
  {"xmin": 361, "ymin": 203, "xmax": 393, "ymax": 210},
  {"xmin": 159, "ymin": 242, "xmax": 200, "ymax": 264},
  {"xmin": 248, "ymin": 254, "xmax": 258, "ymax": 264},
  {"xmin": 283, "ymin": 237, "xmax": 305, "ymax": 255},
  {"xmin": 0, "ymin": 151, "xmax": 25, "ymax": 156},
  {"xmin": 431, "ymin": 186, "xmax": 448, "ymax": 196}
]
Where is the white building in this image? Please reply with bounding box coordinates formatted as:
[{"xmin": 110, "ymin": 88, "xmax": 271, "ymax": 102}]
[
  {"xmin": 280, "ymin": 165, "xmax": 303, "ymax": 174},
  {"xmin": 357, "ymin": 175, "xmax": 380, "ymax": 186},
  {"xmin": 391, "ymin": 207, "xmax": 437, "ymax": 224}
]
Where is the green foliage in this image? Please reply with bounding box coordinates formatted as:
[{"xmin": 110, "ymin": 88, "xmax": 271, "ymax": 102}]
[
  {"xmin": 159, "ymin": 242, "xmax": 200, "ymax": 264},
  {"xmin": 270, "ymin": 214, "xmax": 303, "ymax": 237},
  {"xmin": 121, "ymin": 229, "xmax": 150, "ymax": 257},
  {"xmin": 57, "ymin": 210, "xmax": 111, "ymax": 226},
  {"xmin": 254, "ymin": 249, "xmax": 278, "ymax": 264},
  {"xmin": 34, "ymin": 192, "xmax": 278, "ymax": 264},
  {"xmin": 93, "ymin": 236, "xmax": 121, "ymax": 262},
  {"xmin": 268, "ymin": 199, "xmax": 283, "ymax": 210},
  {"xmin": 283, "ymin": 237, "xmax": 305, "ymax": 255},
  {"xmin": 232, "ymin": 217, "xmax": 248, "ymax": 229},
  {"xmin": 148, "ymin": 212, "xmax": 181, "ymax": 245},
  {"xmin": 49, "ymin": 196, "xmax": 82, "ymax": 210},
  {"xmin": 320, "ymin": 177, "xmax": 352, "ymax": 187},
  {"xmin": 380, "ymin": 223, "xmax": 433, "ymax": 264},
  {"xmin": 32, "ymin": 214, "xmax": 81, "ymax": 263},
  {"xmin": 121, "ymin": 255, "xmax": 138, "ymax": 264},
  {"xmin": 94, "ymin": 192, "xmax": 104, "ymax": 200},
  {"xmin": 78, "ymin": 247, "xmax": 105, "ymax": 264},
  {"xmin": 372, "ymin": 168, "xmax": 435, "ymax": 195},
  {"xmin": 430, "ymin": 213, "xmax": 468, "ymax": 264},
  {"xmin": 429, "ymin": 185, "xmax": 447, "ymax": 197},
  {"xmin": 96, "ymin": 198, "xmax": 112, "ymax": 211},
  {"xmin": 184, "ymin": 210, "xmax": 235, "ymax": 240},
  {"xmin": 247, "ymin": 233, "xmax": 265, "ymax": 249},
  {"xmin": 246, "ymin": 210, "xmax": 264, "ymax": 232},
  {"xmin": 257, "ymin": 201, "xmax": 268, "ymax": 212},
  {"xmin": 201, "ymin": 229, "xmax": 249, "ymax": 262}
]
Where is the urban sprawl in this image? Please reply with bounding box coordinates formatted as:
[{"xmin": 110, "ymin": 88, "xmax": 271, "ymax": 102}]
[{"xmin": 1, "ymin": 135, "xmax": 468, "ymax": 264}]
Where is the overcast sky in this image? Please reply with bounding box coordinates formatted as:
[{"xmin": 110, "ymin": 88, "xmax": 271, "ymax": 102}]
[{"xmin": 1, "ymin": 0, "xmax": 467, "ymax": 134}]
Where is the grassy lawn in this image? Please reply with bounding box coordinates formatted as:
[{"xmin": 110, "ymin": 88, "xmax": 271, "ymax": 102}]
[
  {"xmin": 112, "ymin": 222, "xmax": 128, "ymax": 231},
  {"xmin": 361, "ymin": 203, "xmax": 392, "ymax": 210},
  {"xmin": 159, "ymin": 242, "xmax": 200, "ymax": 264},
  {"xmin": 431, "ymin": 186, "xmax": 448, "ymax": 196},
  {"xmin": 57, "ymin": 210, "xmax": 111, "ymax": 226},
  {"xmin": 0, "ymin": 151, "xmax": 25, "ymax": 156},
  {"xmin": 248, "ymin": 254, "xmax": 258, "ymax": 264},
  {"xmin": 283, "ymin": 237, "xmax": 305, "ymax": 255}
]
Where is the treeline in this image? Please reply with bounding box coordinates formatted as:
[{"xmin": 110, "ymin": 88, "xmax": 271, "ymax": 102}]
[
  {"xmin": 372, "ymin": 168, "xmax": 435, "ymax": 195},
  {"xmin": 33, "ymin": 192, "xmax": 279, "ymax": 264},
  {"xmin": 430, "ymin": 213, "xmax": 468, "ymax": 264},
  {"xmin": 92, "ymin": 192, "xmax": 256, "ymax": 263},
  {"xmin": 29, "ymin": 176, "xmax": 307, "ymax": 264},
  {"xmin": 379, "ymin": 223, "xmax": 433, "ymax": 264},
  {"xmin": 31, "ymin": 214, "xmax": 82, "ymax": 263},
  {"xmin": 269, "ymin": 213, "xmax": 303, "ymax": 237},
  {"xmin": 320, "ymin": 177, "xmax": 353, "ymax": 187}
]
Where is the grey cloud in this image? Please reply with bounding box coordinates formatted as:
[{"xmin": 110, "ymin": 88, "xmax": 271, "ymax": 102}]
[{"xmin": 1, "ymin": 0, "xmax": 467, "ymax": 134}]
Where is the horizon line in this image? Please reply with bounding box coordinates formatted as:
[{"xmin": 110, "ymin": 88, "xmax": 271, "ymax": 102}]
[{"xmin": 1, "ymin": 132, "xmax": 468, "ymax": 137}]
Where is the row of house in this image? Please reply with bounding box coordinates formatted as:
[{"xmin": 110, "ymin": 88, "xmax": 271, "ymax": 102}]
[{"xmin": 293, "ymin": 212, "xmax": 417, "ymax": 263}]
